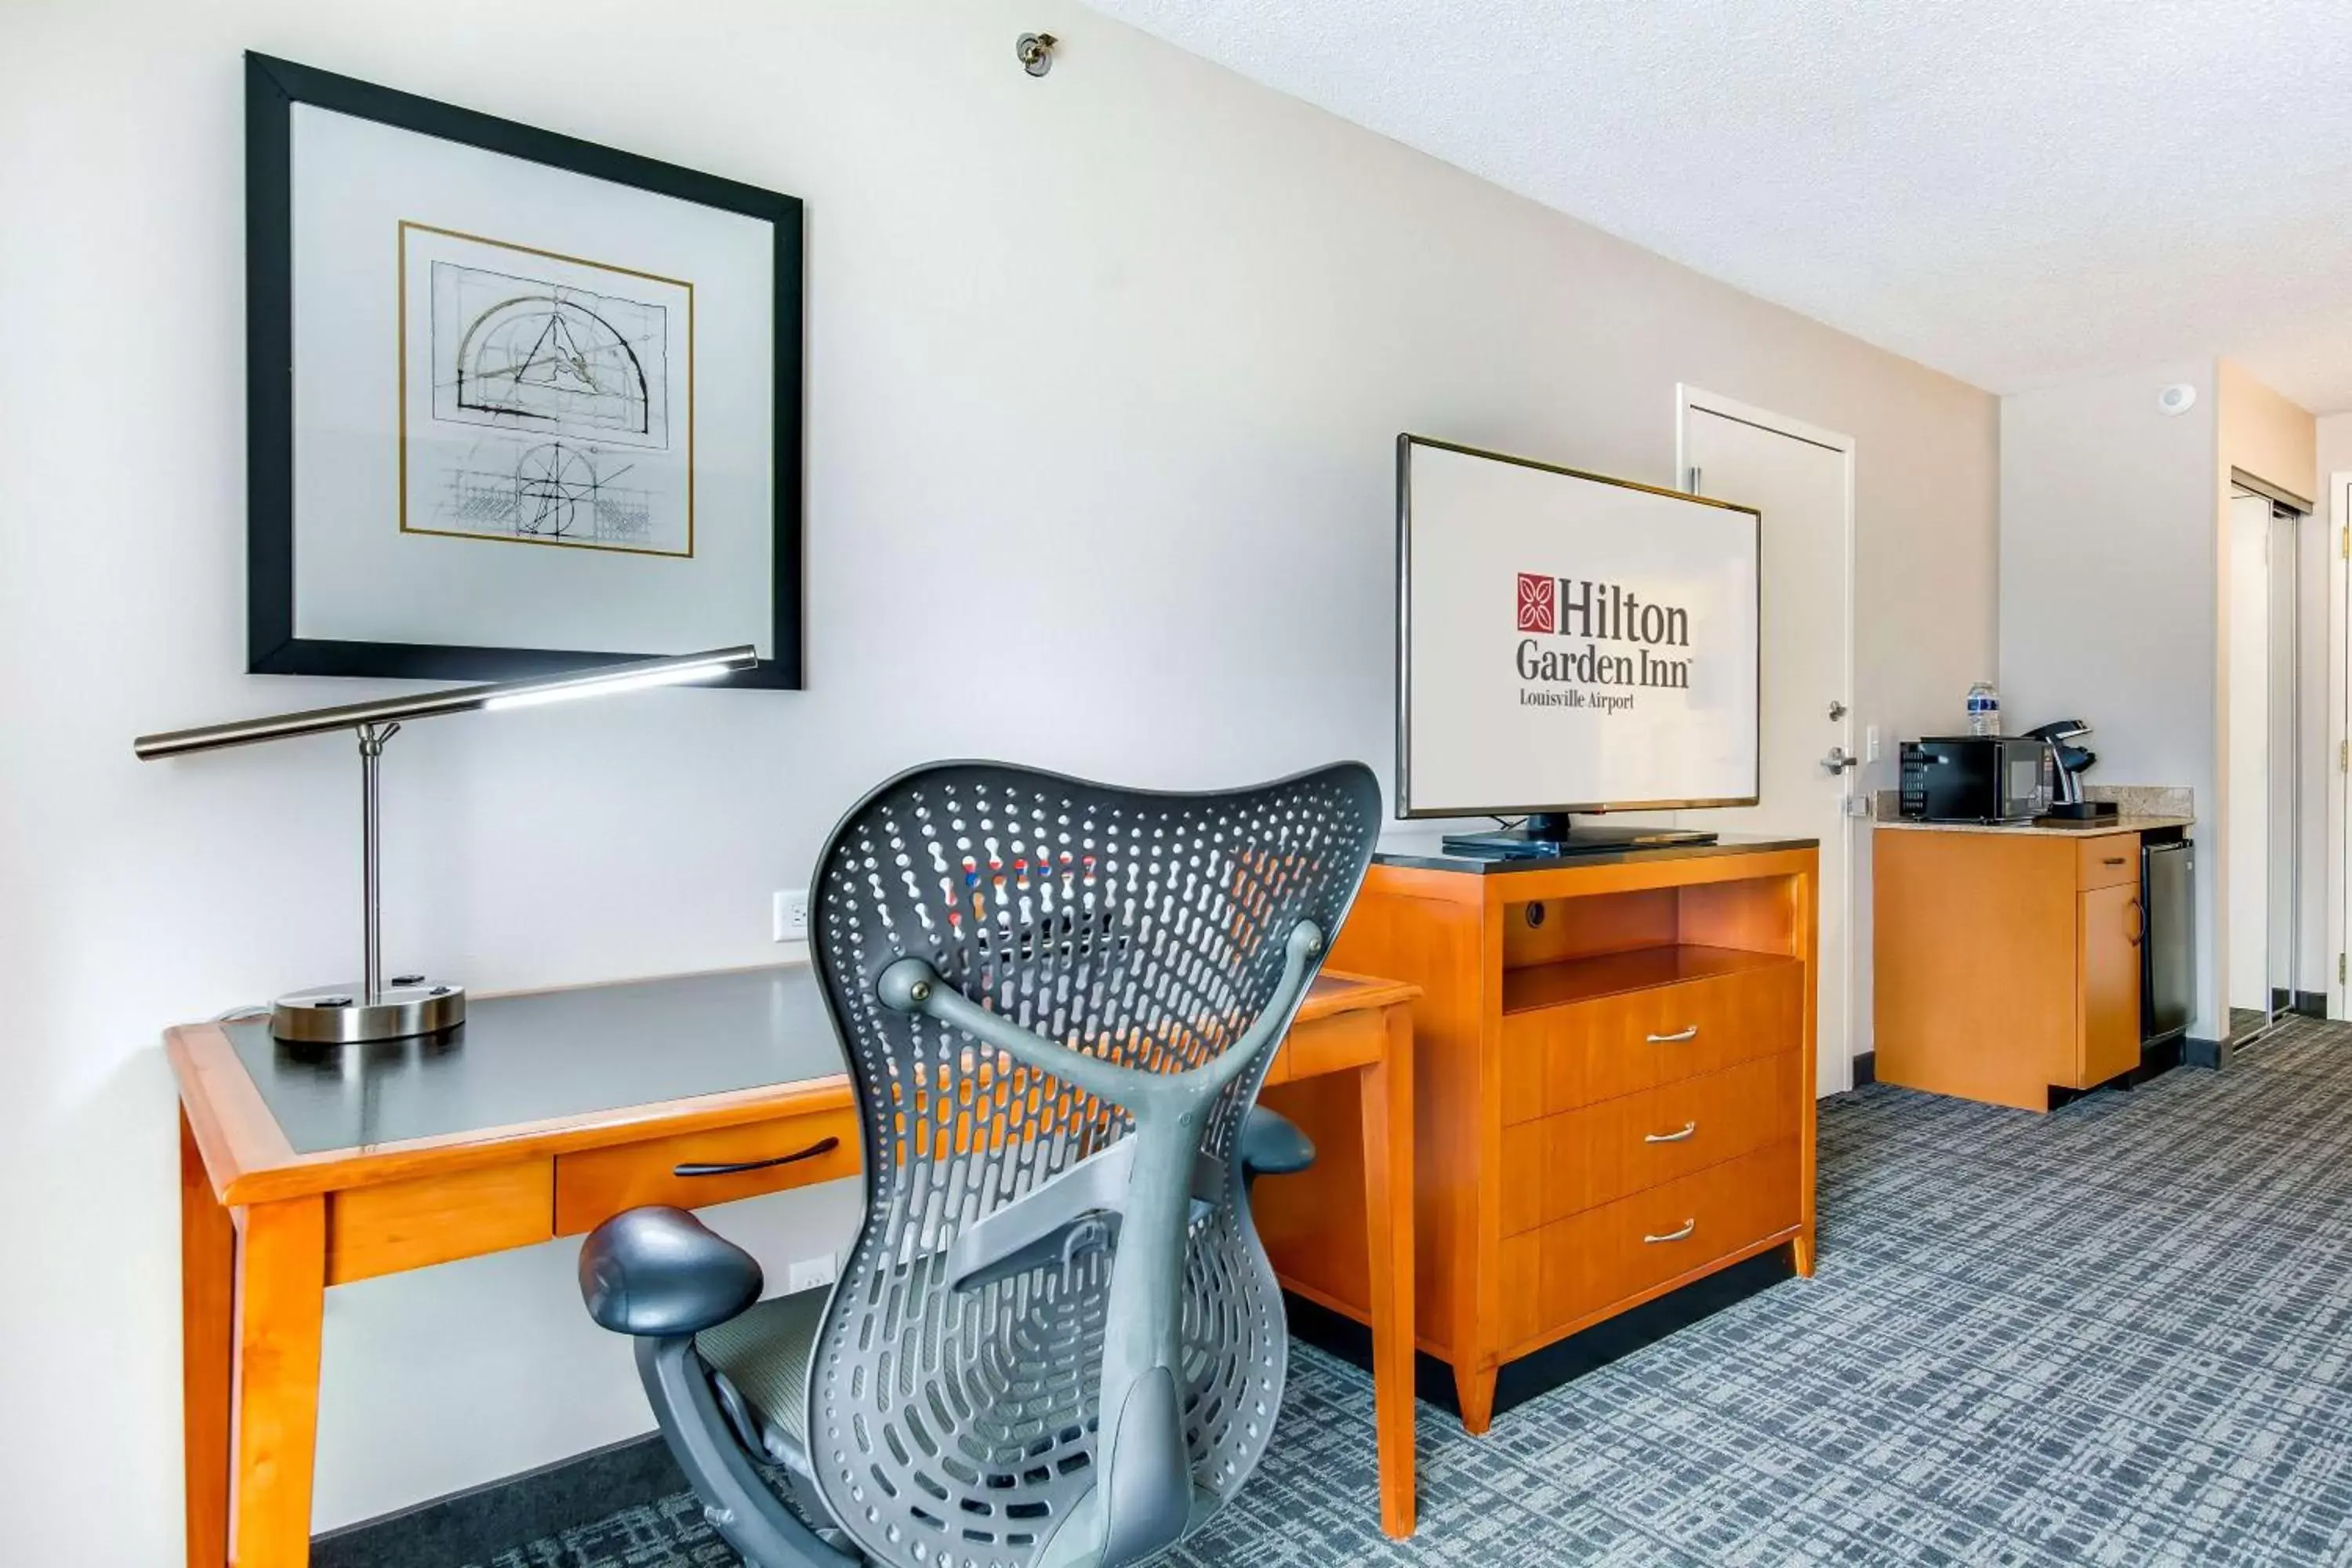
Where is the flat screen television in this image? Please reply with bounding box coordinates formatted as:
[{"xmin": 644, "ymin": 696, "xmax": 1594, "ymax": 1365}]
[{"xmin": 1396, "ymin": 434, "xmax": 1762, "ymax": 855}]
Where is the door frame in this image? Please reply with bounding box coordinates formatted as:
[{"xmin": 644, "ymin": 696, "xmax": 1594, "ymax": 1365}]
[
  {"xmin": 1674, "ymin": 385, "xmax": 1859, "ymax": 1091},
  {"xmin": 2330, "ymin": 473, "xmax": 2350, "ymax": 1017}
]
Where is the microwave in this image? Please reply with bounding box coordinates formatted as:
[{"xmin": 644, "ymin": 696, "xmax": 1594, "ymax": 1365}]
[{"xmin": 1898, "ymin": 737, "xmax": 2055, "ymax": 823}]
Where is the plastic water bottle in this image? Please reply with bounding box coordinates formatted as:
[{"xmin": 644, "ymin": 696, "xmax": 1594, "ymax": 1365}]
[{"xmin": 1965, "ymin": 682, "xmax": 2000, "ymax": 737}]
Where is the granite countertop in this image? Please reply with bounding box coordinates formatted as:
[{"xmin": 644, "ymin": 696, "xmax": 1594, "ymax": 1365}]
[{"xmin": 1873, "ymin": 815, "xmax": 2193, "ymax": 838}]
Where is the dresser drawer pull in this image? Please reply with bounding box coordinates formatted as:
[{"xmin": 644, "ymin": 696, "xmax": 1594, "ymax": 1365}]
[
  {"xmin": 1643, "ymin": 1218, "xmax": 1697, "ymax": 1244},
  {"xmin": 2103, "ymin": 856, "xmax": 2126, "ymax": 867},
  {"xmin": 1646, "ymin": 1025, "xmax": 1699, "ymax": 1044},
  {"xmin": 674, "ymin": 1135, "xmax": 840, "ymax": 1178},
  {"xmin": 1643, "ymin": 1120, "xmax": 1698, "ymax": 1144}
]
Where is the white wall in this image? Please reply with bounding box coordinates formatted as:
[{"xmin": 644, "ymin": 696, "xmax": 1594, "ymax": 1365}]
[
  {"xmin": 2000, "ymin": 366, "xmax": 2222, "ymax": 1035},
  {"xmin": 2321, "ymin": 414, "xmax": 2352, "ymax": 492},
  {"xmin": 0, "ymin": 0, "xmax": 1997, "ymax": 1555}
]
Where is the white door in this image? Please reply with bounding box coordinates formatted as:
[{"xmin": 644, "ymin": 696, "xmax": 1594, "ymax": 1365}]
[{"xmin": 1675, "ymin": 391, "xmax": 1854, "ymax": 1095}]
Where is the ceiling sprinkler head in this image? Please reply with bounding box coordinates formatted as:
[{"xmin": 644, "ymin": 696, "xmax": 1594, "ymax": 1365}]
[{"xmin": 1017, "ymin": 32, "xmax": 1057, "ymax": 77}]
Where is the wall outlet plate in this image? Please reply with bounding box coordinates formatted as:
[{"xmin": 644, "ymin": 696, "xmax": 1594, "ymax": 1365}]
[
  {"xmin": 786, "ymin": 1254, "xmax": 837, "ymax": 1294},
  {"xmin": 773, "ymin": 889, "xmax": 809, "ymax": 942}
]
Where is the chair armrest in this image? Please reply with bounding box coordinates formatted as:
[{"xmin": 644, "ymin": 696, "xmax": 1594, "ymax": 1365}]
[
  {"xmin": 579, "ymin": 1206, "xmax": 764, "ymax": 1338},
  {"xmin": 1240, "ymin": 1107, "xmax": 1315, "ymax": 1179}
]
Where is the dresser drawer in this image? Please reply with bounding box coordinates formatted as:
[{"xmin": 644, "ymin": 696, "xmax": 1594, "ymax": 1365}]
[
  {"xmin": 554, "ymin": 1106, "xmax": 862, "ymax": 1236},
  {"xmin": 1508, "ymin": 961, "xmax": 1800, "ymax": 1119},
  {"xmin": 1516, "ymin": 1141, "xmax": 1799, "ymax": 1352},
  {"xmin": 1499, "ymin": 1051, "xmax": 1797, "ymax": 1235},
  {"xmin": 2077, "ymin": 836, "xmax": 2139, "ymax": 890}
]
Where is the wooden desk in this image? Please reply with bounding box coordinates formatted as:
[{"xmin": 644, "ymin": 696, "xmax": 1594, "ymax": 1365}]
[{"xmin": 171, "ymin": 964, "xmax": 1418, "ymax": 1568}]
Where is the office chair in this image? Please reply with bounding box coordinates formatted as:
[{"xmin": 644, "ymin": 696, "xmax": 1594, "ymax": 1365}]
[{"xmin": 579, "ymin": 760, "xmax": 1381, "ymax": 1568}]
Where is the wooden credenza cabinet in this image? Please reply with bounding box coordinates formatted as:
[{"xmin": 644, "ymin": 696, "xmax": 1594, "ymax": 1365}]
[
  {"xmin": 1258, "ymin": 838, "xmax": 1817, "ymax": 1433},
  {"xmin": 1875, "ymin": 823, "xmax": 2160, "ymax": 1112}
]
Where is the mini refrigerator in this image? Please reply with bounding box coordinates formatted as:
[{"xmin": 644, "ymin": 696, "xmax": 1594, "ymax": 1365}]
[{"xmin": 2141, "ymin": 839, "xmax": 2194, "ymax": 1045}]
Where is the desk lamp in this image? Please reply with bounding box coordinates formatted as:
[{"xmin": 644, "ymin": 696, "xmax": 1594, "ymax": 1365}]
[{"xmin": 134, "ymin": 644, "xmax": 758, "ymax": 1044}]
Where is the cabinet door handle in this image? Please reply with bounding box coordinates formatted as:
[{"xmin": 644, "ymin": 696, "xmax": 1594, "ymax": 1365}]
[
  {"xmin": 1644, "ymin": 1121, "xmax": 1698, "ymax": 1144},
  {"xmin": 2126, "ymin": 898, "xmax": 2143, "ymax": 946},
  {"xmin": 675, "ymin": 1134, "xmax": 840, "ymax": 1178},
  {"xmin": 1646, "ymin": 1025, "xmax": 1699, "ymax": 1044},
  {"xmin": 1643, "ymin": 1218, "xmax": 1697, "ymax": 1243}
]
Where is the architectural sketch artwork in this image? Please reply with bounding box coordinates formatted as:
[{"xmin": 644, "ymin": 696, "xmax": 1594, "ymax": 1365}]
[
  {"xmin": 401, "ymin": 226, "xmax": 692, "ymax": 557},
  {"xmin": 439, "ymin": 437, "xmax": 658, "ymax": 548},
  {"xmin": 431, "ymin": 263, "xmax": 670, "ymax": 448}
]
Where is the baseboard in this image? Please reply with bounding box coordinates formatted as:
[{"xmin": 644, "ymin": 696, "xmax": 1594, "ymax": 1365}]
[
  {"xmin": 2294, "ymin": 989, "xmax": 2328, "ymax": 1020},
  {"xmin": 2130, "ymin": 1034, "xmax": 2184, "ymax": 1086},
  {"xmin": 310, "ymin": 1432, "xmax": 684, "ymax": 1568},
  {"xmin": 2183, "ymin": 1035, "xmax": 2229, "ymax": 1071},
  {"xmin": 1851, "ymin": 1050, "xmax": 1876, "ymax": 1088},
  {"xmin": 1283, "ymin": 1243, "xmax": 1795, "ymax": 1425}
]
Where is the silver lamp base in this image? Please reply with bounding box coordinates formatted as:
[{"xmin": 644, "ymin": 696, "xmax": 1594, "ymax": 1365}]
[{"xmin": 271, "ymin": 980, "xmax": 467, "ymax": 1044}]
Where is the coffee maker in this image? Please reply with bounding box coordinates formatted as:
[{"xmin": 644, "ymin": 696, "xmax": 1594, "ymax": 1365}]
[{"xmin": 2023, "ymin": 719, "xmax": 2118, "ymax": 822}]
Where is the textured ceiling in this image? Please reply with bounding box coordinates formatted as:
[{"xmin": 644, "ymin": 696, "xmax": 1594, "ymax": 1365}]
[{"xmin": 1085, "ymin": 0, "xmax": 2352, "ymax": 411}]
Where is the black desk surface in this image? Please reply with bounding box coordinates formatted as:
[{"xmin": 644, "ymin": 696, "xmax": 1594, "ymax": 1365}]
[
  {"xmin": 225, "ymin": 965, "xmax": 845, "ymax": 1156},
  {"xmin": 1373, "ymin": 833, "xmax": 1819, "ymax": 876}
]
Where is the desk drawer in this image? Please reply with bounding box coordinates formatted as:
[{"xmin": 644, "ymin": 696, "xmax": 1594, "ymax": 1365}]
[
  {"xmin": 1504, "ymin": 961, "xmax": 1801, "ymax": 1120},
  {"xmin": 327, "ymin": 1160, "xmax": 554, "ymax": 1285},
  {"xmin": 554, "ymin": 1107, "xmax": 862, "ymax": 1236},
  {"xmin": 1500, "ymin": 1051, "xmax": 1798, "ymax": 1236},
  {"xmin": 2078, "ymin": 837, "xmax": 2139, "ymax": 890}
]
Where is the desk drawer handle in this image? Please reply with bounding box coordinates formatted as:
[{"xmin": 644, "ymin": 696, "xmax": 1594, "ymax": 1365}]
[
  {"xmin": 1643, "ymin": 1218, "xmax": 1697, "ymax": 1244},
  {"xmin": 2103, "ymin": 856, "xmax": 2126, "ymax": 867},
  {"xmin": 1644, "ymin": 1120, "xmax": 1698, "ymax": 1144},
  {"xmin": 1646, "ymin": 1025, "xmax": 1699, "ymax": 1044},
  {"xmin": 675, "ymin": 1135, "xmax": 840, "ymax": 1178}
]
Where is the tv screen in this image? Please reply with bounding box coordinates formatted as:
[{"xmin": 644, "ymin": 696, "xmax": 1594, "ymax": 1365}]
[{"xmin": 1396, "ymin": 434, "xmax": 1761, "ymax": 818}]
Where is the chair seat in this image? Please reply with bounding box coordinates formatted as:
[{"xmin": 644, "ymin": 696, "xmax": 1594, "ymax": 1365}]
[{"xmin": 696, "ymin": 1287, "xmax": 828, "ymax": 1461}]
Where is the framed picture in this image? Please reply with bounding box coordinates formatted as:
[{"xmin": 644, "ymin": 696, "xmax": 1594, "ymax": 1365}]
[{"xmin": 245, "ymin": 53, "xmax": 802, "ymax": 687}]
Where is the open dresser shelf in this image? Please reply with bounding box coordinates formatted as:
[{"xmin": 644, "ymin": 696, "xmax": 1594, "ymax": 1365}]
[{"xmin": 1502, "ymin": 942, "xmax": 1799, "ymax": 1014}]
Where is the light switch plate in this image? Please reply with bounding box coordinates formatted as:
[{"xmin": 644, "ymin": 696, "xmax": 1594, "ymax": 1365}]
[
  {"xmin": 773, "ymin": 889, "xmax": 809, "ymax": 942},
  {"xmin": 1864, "ymin": 724, "xmax": 1881, "ymax": 762}
]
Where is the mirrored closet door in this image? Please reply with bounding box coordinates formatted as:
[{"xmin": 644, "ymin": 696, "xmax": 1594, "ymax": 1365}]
[{"xmin": 2228, "ymin": 481, "xmax": 2317, "ymax": 1045}]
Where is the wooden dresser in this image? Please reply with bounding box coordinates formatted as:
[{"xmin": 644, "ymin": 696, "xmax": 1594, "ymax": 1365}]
[
  {"xmin": 1875, "ymin": 819, "xmax": 2187, "ymax": 1112},
  {"xmin": 1270, "ymin": 837, "xmax": 1817, "ymax": 1432}
]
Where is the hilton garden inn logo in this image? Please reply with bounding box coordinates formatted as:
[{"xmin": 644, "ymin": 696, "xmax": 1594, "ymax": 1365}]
[{"xmin": 1513, "ymin": 572, "xmax": 1692, "ymax": 692}]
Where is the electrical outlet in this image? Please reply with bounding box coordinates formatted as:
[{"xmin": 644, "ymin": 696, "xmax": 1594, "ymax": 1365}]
[
  {"xmin": 773, "ymin": 888, "xmax": 809, "ymax": 942},
  {"xmin": 786, "ymin": 1253, "xmax": 837, "ymax": 1294}
]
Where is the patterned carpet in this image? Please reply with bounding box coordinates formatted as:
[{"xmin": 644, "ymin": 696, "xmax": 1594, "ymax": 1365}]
[{"xmin": 468, "ymin": 1018, "xmax": 2352, "ymax": 1566}]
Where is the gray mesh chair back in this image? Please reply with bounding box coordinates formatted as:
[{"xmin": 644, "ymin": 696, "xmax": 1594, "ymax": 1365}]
[{"xmin": 805, "ymin": 760, "xmax": 1380, "ymax": 1568}]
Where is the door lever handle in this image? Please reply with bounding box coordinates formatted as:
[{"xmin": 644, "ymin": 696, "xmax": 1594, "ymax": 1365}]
[{"xmin": 1820, "ymin": 747, "xmax": 1859, "ymax": 774}]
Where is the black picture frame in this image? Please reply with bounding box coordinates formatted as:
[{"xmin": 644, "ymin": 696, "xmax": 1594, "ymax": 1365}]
[{"xmin": 245, "ymin": 52, "xmax": 804, "ymax": 688}]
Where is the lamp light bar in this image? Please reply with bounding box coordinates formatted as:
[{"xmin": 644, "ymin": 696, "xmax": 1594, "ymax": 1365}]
[
  {"xmin": 483, "ymin": 652, "xmax": 748, "ymax": 712},
  {"xmin": 133, "ymin": 644, "xmax": 759, "ymax": 759}
]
